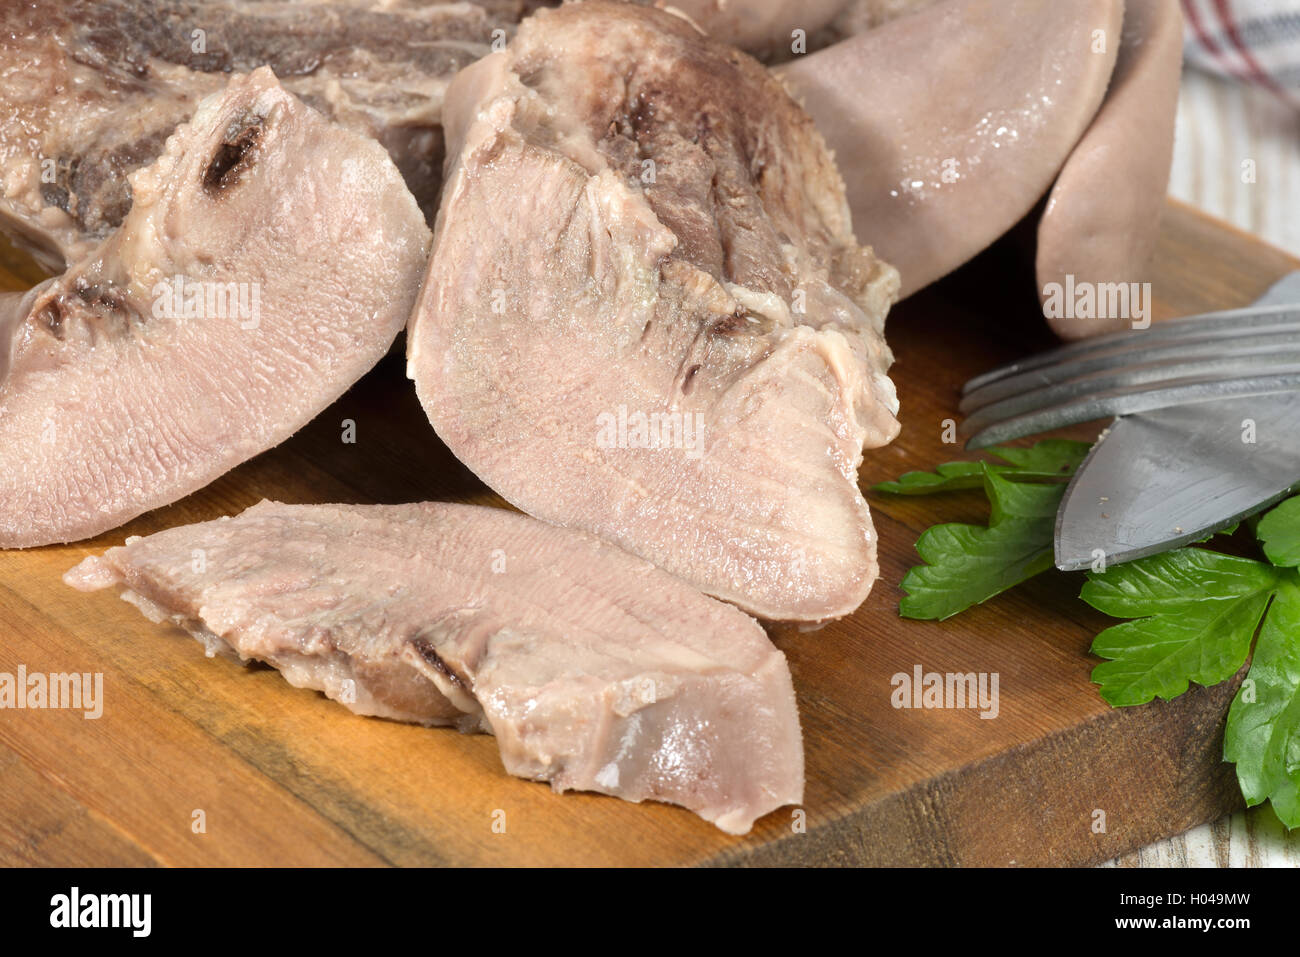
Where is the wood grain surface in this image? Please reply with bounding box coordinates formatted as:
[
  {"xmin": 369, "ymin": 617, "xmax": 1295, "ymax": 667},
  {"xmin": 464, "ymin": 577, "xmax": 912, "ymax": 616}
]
[{"xmin": 0, "ymin": 199, "xmax": 1295, "ymax": 867}]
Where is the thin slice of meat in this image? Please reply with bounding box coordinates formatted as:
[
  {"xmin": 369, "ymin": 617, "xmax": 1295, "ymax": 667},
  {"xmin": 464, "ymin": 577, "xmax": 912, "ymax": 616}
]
[
  {"xmin": 0, "ymin": 68, "xmax": 430, "ymax": 548},
  {"xmin": 409, "ymin": 2, "xmax": 900, "ymax": 624},
  {"xmin": 0, "ymin": 0, "xmax": 543, "ymax": 270},
  {"xmin": 64, "ymin": 499, "xmax": 805, "ymax": 835}
]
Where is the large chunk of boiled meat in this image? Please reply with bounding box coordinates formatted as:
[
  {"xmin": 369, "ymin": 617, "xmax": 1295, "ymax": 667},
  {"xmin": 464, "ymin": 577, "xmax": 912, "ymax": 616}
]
[
  {"xmin": 64, "ymin": 499, "xmax": 805, "ymax": 834},
  {"xmin": 775, "ymin": 0, "xmax": 1122, "ymax": 298},
  {"xmin": 0, "ymin": 0, "xmax": 544, "ymax": 269},
  {"xmin": 409, "ymin": 2, "xmax": 900, "ymax": 624},
  {"xmin": 0, "ymin": 68, "xmax": 430, "ymax": 548}
]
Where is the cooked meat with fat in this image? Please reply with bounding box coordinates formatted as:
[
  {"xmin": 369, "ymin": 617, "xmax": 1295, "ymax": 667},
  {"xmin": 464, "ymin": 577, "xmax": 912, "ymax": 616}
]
[
  {"xmin": 0, "ymin": 0, "xmax": 543, "ymax": 270},
  {"xmin": 0, "ymin": 68, "xmax": 430, "ymax": 548},
  {"xmin": 65, "ymin": 500, "xmax": 805, "ymax": 834},
  {"xmin": 409, "ymin": 2, "xmax": 900, "ymax": 624}
]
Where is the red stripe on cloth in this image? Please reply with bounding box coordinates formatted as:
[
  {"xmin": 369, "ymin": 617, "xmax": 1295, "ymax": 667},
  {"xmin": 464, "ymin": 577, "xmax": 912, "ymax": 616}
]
[
  {"xmin": 1211, "ymin": 0, "xmax": 1299, "ymax": 105},
  {"xmin": 1183, "ymin": 0, "xmax": 1250, "ymax": 81}
]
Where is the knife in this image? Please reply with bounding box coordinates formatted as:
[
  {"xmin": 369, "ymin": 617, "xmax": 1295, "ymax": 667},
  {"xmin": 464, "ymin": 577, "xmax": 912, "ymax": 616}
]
[{"xmin": 1054, "ymin": 271, "xmax": 1300, "ymax": 571}]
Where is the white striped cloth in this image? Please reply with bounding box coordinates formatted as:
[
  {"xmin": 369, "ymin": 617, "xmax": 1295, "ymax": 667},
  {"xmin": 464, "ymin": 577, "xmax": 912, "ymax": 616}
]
[{"xmin": 1182, "ymin": 0, "xmax": 1300, "ymax": 103}]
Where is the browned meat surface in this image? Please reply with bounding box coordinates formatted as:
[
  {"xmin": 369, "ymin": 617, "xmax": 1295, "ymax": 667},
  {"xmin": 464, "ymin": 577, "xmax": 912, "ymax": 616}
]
[
  {"xmin": 0, "ymin": 0, "xmax": 545, "ymax": 269},
  {"xmin": 410, "ymin": 2, "xmax": 900, "ymax": 624},
  {"xmin": 0, "ymin": 69, "xmax": 430, "ymax": 547},
  {"xmin": 65, "ymin": 500, "xmax": 805, "ymax": 834}
]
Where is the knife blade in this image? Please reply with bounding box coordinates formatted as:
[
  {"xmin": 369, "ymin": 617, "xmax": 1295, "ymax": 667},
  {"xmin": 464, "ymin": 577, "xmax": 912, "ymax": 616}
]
[{"xmin": 1054, "ymin": 271, "xmax": 1300, "ymax": 571}]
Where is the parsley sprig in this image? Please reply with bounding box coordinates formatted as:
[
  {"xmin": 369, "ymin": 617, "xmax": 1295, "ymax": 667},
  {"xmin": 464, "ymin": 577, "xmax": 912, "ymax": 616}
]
[
  {"xmin": 874, "ymin": 439, "xmax": 1089, "ymax": 495},
  {"xmin": 875, "ymin": 441, "xmax": 1300, "ymax": 828},
  {"xmin": 900, "ymin": 465, "xmax": 1063, "ymax": 621}
]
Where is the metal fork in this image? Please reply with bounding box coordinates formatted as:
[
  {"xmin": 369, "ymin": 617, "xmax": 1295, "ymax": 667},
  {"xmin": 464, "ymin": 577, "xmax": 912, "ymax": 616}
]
[{"xmin": 958, "ymin": 301, "xmax": 1300, "ymax": 449}]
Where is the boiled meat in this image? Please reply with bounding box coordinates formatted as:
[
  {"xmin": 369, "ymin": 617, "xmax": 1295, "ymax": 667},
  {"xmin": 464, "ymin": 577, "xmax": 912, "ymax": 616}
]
[
  {"xmin": 409, "ymin": 1, "xmax": 900, "ymax": 623},
  {"xmin": 65, "ymin": 500, "xmax": 805, "ymax": 834},
  {"xmin": 0, "ymin": 68, "xmax": 430, "ymax": 547},
  {"xmin": 1035, "ymin": 0, "xmax": 1183, "ymax": 339},
  {"xmin": 634, "ymin": 0, "xmax": 852, "ymax": 54},
  {"xmin": 775, "ymin": 0, "xmax": 1123, "ymax": 298},
  {"xmin": 0, "ymin": 0, "xmax": 542, "ymax": 269}
]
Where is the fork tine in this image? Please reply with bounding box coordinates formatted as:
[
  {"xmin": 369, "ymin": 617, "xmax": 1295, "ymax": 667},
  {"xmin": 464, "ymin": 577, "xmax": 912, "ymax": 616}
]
[
  {"xmin": 962, "ymin": 356, "xmax": 1300, "ymax": 435},
  {"xmin": 961, "ymin": 303, "xmax": 1300, "ymax": 396},
  {"xmin": 962, "ymin": 374, "xmax": 1300, "ymax": 449},
  {"xmin": 959, "ymin": 334, "xmax": 1300, "ymax": 415}
]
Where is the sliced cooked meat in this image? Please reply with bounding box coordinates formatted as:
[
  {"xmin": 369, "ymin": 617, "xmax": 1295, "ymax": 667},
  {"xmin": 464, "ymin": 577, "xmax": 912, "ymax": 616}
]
[
  {"xmin": 776, "ymin": 0, "xmax": 1123, "ymax": 298},
  {"xmin": 409, "ymin": 2, "xmax": 900, "ymax": 623},
  {"xmin": 64, "ymin": 499, "xmax": 805, "ymax": 834},
  {"xmin": 0, "ymin": 0, "xmax": 543, "ymax": 270},
  {"xmin": 0, "ymin": 68, "xmax": 430, "ymax": 548},
  {"xmin": 1035, "ymin": 0, "xmax": 1183, "ymax": 339}
]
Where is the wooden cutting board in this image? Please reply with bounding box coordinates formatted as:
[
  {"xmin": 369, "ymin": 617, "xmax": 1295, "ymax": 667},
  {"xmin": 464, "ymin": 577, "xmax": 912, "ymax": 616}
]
[{"xmin": 1, "ymin": 200, "xmax": 1295, "ymax": 867}]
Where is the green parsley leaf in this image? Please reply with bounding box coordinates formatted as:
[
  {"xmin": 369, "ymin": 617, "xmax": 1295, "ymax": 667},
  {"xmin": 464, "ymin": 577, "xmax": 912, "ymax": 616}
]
[
  {"xmin": 872, "ymin": 460, "xmax": 987, "ymax": 494},
  {"xmin": 1207, "ymin": 523, "xmax": 1240, "ymax": 540},
  {"xmin": 873, "ymin": 439, "xmax": 1090, "ymax": 495},
  {"xmin": 899, "ymin": 465, "xmax": 1062, "ymax": 620},
  {"xmin": 1083, "ymin": 549, "xmax": 1281, "ymax": 706},
  {"xmin": 986, "ymin": 464, "xmax": 1066, "ymax": 523},
  {"xmin": 879, "ymin": 438, "xmax": 1300, "ymax": 825},
  {"xmin": 1256, "ymin": 495, "xmax": 1300, "ymax": 567},
  {"xmin": 984, "ymin": 439, "xmax": 1092, "ymax": 474},
  {"xmin": 1224, "ymin": 574, "xmax": 1300, "ymax": 829}
]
